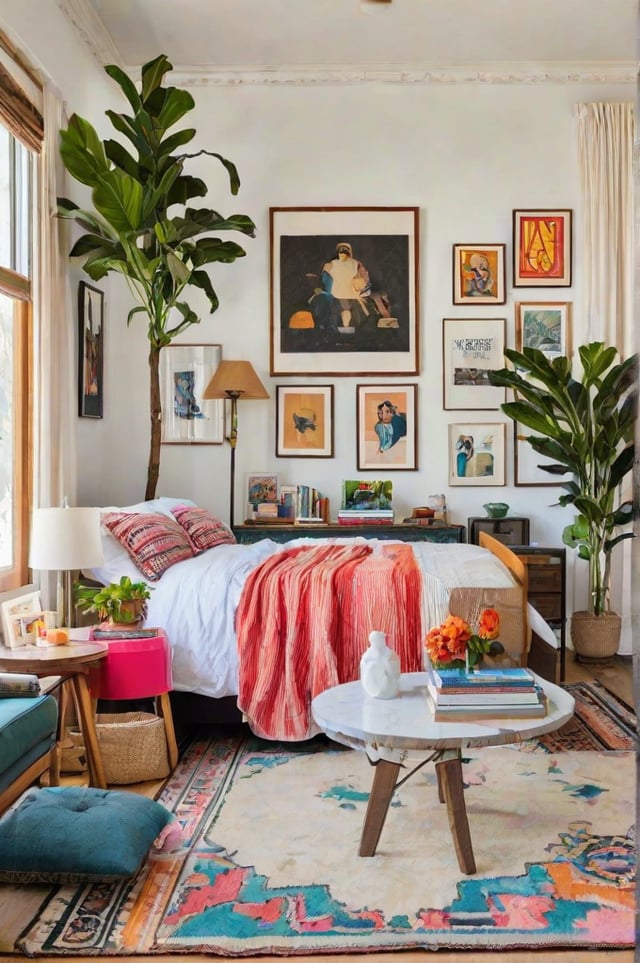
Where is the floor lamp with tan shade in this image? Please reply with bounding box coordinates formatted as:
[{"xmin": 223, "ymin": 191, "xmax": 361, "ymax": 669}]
[{"xmin": 202, "ymin": 361, "xmax": 270, "ymax": 526}]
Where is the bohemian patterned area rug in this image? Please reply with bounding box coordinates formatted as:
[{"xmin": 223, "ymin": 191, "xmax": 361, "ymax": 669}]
[{"xmin": 12, "ymin": 693, "xmax": 636, "ymax": 956}]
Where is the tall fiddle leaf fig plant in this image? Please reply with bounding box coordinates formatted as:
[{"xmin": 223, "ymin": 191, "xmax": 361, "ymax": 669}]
[
  {"xmin": 489, "ymin": 342, "xmax": 636, "ymax": 616},
  {"xmin": 57, "ymin": 54, "xmax": 255, "ymax": 499}
]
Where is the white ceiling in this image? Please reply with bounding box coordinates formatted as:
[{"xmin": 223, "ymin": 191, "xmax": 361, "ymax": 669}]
[{"xmin": 66, "ymin": 0, "xmax": 637, "ymax": 76}]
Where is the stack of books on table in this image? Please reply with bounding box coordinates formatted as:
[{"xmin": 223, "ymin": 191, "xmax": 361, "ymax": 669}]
[
  {"xmin": 337, "ymin": 509, "xmax": 395, "ymax": 526},
  {"xmin": 426, "ymin": 666, "xmax": 547, "ymax": 721}
]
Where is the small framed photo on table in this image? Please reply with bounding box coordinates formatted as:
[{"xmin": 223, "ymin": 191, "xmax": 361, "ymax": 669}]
[{"xmin": 1, "ymin": 589, "xmax": 42, "ymax": 648}]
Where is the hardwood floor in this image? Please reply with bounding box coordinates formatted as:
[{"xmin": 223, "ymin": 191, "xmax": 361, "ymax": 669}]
[{"xmin": 24, "ymin": 654, "xmax": 637, "ymax": 963}]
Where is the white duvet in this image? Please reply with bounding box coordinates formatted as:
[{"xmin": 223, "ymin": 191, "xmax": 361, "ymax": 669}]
[{"xmin": 90, "ymin": 532, "xmax": 548, "ymax": 700}]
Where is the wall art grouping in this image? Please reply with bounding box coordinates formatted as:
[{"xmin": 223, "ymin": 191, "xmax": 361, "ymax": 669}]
[
  {"xmin": 275, "ymin": 385, "xmax": 334, "ymax": 458},
  {"xmin": 270, "ymin": 207, "xmax": 419, "ymax": 376},
  {"xmin": 78, "ymin": 281, "xmax": 104, "ymax": 419},
  {"xmin": 160, "ymin": 344, "xmax": 224, "ymax": 445}
]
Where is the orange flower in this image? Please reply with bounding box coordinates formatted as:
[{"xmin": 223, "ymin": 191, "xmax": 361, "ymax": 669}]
[
  {"xmin": 478, "ymin": 607, "xmax": 500, "ymax": 640},
  {"xmin": 425, "ymin": 608, "xmax": 503, "ymax": 668}
]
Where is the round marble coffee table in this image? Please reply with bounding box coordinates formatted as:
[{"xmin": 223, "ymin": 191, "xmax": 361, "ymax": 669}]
[{"xmin": 312, "ymin": 671, "xmax": 574, "ymax": 875}]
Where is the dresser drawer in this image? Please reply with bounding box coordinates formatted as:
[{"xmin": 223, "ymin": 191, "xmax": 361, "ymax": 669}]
[
  {"xmin": 528, "ymin": 594, "xmax": 563, "ymax": 621},
  {"xmin": 526, "ymin": 565, "xmax": 563, "ymax": 593},
  {"xmin": 468, "ymin": 517, "xmax": 529, "ymax": 545}
]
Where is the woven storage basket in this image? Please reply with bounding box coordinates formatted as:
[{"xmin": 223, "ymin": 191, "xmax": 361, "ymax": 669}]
[
  {"xmin": 570, "ymin": 610, "xmax": 621, "ymax": 663},
  {"xmin": 93, "ymin": 712, "xmax": 170, "ymax": 784}
]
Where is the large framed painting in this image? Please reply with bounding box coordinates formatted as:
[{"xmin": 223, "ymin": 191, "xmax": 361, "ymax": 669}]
[
  {"xmin": 356, "ymin": 384, "xmax": 417, "ymax": 471},
  {"xmin": 452, "ymin": 243, "xmax": 506, "ymax": 304},
  {"xmin": 270, "ymin": 207, "xmax": 419, "ymax": 376},
  {"xmin": 448, "ymin": 422, "xmax": 506, "ymax": 487},
  {"xmin": 513, "ymin": 209, "xmax": 572, "ymax": 287},
  {"xmin": 276, "ymin": 385, "xmax": 334, "ymax": 458},
  {"xmin": 442, "ymin": 317, "xmax": 506, "ymax": 410},
  {"xmin": 160, "ymin": 344, "xmax": 224, "ymax": 444},
  {"xmin": 515, "ymin": 301, "xmax": 572, "ymax": 360},
  {"xmin": 78, "ymin": 281, "xmax": 104, "ymax": 418}
]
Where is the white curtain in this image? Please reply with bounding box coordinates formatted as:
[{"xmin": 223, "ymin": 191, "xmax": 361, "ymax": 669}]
[
  {"xmin": 576, "ymin": 102, "xmax": 635, "ymax": 654},
  {"xmin": 32, "ymin": 87, "xmax": 77, "ymax": 606}
]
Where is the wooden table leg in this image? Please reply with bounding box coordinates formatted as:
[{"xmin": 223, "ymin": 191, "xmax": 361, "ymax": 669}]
[
  {"xmin": 71, "ymin": 673, "xmax": 107, "ymax": 789},
  {"xmin": 359, "ymin": 759, "xmax": 401, "ymax": 857},
  {"xmin": 435, "ymin": 754, "xmax": 476, "ymax": 875},
  {"xmin": 158, "ymin": 692, "xmax": 179, "ymax": 770}
]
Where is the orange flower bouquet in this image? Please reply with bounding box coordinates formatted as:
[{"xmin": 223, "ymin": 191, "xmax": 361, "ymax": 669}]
[{"xmin": 425, "ymin": 607, "xmax": 504, "ymax": 669}]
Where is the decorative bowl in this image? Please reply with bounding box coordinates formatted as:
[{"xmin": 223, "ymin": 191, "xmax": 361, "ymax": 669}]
[
  {"xmin": 483, "ymin": 502, "xmax": 509, "ymax": 518},
  {"xmin": 412, "ymin": 506, "xmax": 435, "ymax": 519}
]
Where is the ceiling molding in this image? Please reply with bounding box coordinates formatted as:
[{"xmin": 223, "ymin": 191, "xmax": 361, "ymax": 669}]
[
  {"xmin": 56, "ymin": 0, "xmax": 123, "ymax": 68},
  {"xmin": 171, "ymin": 63, "xmax": 636, "ymax": 87}
]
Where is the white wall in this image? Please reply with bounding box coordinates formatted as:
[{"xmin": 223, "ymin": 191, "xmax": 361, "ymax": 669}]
[{"xmin": 0, "ymin": 5, "xmax": 634, "ymax": 620}]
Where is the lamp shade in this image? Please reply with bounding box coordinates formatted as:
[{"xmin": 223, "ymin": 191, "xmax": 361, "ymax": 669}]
[
  {"xmin": 202, "ymin": 361, "xmax": 269, "ymax": 400},
  {"xmin": 28, "ymin": 507, "xmax": 105, "ymax": 571}
]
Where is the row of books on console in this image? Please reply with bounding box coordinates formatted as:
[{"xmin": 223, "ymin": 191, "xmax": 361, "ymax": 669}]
[{"xmin": 425, "ymin": 665, "xmax": 547, "ymax": 721}]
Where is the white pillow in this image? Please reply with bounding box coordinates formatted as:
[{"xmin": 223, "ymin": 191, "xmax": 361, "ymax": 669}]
[{"xmin": 527, "ymin": 603, "xmax": 559, "ymax": 648}]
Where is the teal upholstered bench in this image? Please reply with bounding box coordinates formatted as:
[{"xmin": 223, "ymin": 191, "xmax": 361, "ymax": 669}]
[{"xmin": 0, "ymin": 694, "xmax": 59, "ymax": 815}]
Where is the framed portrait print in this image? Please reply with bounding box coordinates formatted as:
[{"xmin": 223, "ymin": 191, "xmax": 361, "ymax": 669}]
[
  {"xmin": 515, "ymin": 301, "xmax": 572, "ymax": 360},
  {"xmin": 513, "ymin": 209, "xmax": 572, "ymax": 287},
  {"xmin": 1, "ymin": 589, "xmax": 42, "ymax": 648},
  {"xmin": 356, "ymin": 384, "xmax": 417, "ymax": 471},
  {"xmin": 442, "ymin": 318, "xmax": 506, "ymax": 410},
  {"xmin": 452, "ymin": 243, "xmax": 506, "ymax": 304},
  {"xmin": 270, "ymin": 206, "xmax": 419, "ymax": 376},
  {"xmin": 276, "ymin": 385, "xmax": 334, "ymax": 457},
  {"xmin": 160, "ymin": 344, "xmax": 224, "ymax": 444},
  {"xmin": 78, "ymin": 281, "xmax": 104, "ymax": 418},
  {"xmin": 448, "ymin": 422, "xmax": 506, "ymax": 487}
]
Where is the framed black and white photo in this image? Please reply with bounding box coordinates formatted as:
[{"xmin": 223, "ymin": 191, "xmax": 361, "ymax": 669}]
[{"xmin": 442, "ymin": 318, "xmax": 506, "ymax": 410}]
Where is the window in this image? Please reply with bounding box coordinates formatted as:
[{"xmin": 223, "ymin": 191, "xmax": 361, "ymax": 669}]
[{"xmin": 0, "ymin": 43, "xmax": 40, "ymax": 591}]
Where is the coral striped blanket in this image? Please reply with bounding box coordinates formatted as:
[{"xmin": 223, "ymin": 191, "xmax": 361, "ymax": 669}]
[{"xmin": 236, "ymin": 542, "xmax": 423, "ymax": 740}]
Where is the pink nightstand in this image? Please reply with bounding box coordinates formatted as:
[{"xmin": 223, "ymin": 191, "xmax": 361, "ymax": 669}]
[{"xmin": 89, "ymin": 629, "xmax": 178, "ymax": 771}]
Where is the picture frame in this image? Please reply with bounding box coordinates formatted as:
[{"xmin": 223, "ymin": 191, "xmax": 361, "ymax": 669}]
[
  {"xmin": 442, "ymin": 318, "xmax": 506, "ymax": 410},
  {"xmin": 246, "ymin": 473, "xmax": 279, "ymax": 518},
  {"xmin": 1, "ymin": 589, "xmax": 42, "ymax": 648},
  {"xmin": 515, "ymin": 301, "xmax": 572, "ymax": 360},
  {"xmin": 448, "ymin": 422, "xmax": 506, "ymax": 487},
  {"xmin": 270, "ymin": 206, "xmax": 419, "ymax": 376},
  {"xmin": 8, "ymin": 610, "xmax": 45, "ymax": 647},
  {"xmin": 452, "ymin": 243, "xmax": 506, "ymax": 305},
  {"xmin": 356, "ymin": 384, "xmax": 417, "ymax": 471},
  {"xmin": 160, "ymin": 344, "xmax": 224, "ymax": 444},
  {"xmin": 276, "ymin": 385, "xmax": 334, "ymax": 458},
  {"xmin": 78, "ymin": 281, "xmax": 104, "ymax": 418},
  {"xmin": 513, "ymin": 209, "xmax": 572, "ymax": 287},
  {"xmin": 515, "ymin": 433, "xmax": 564, "ymax": 487}
]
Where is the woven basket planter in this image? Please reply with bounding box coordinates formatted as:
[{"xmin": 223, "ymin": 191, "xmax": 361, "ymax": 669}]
[
  {"xmin": 92, "ymin": 712, "xmax": 170, "ymax": 785},
  {"xmin": 570, "ymin": 610, "xmax": 621, "ymax": 664}
]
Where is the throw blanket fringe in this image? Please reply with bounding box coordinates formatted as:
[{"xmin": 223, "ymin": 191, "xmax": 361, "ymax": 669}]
[{"xmin": 237, "ymin": 542, "xmax": 423, "ymax": 740}]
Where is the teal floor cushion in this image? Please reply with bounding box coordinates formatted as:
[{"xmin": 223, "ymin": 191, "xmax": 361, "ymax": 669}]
[{"xmin": 0, "ymin": 785, "xmax": 175, "ymax": 883}]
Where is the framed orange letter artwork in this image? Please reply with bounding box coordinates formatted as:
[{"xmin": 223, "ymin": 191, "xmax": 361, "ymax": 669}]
[{"xmin": 513, "ymin": 209, "xmax": 572, "ymax": 287}]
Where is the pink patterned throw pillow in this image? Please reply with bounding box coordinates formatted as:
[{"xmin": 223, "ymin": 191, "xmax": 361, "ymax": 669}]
[
  {"xmin": 170, "ymin": 505, "xmax": 236, "ymax": 554},
  {"xmin": 102, "ymin": 512, "xmax": 194, "ymax": 581}
]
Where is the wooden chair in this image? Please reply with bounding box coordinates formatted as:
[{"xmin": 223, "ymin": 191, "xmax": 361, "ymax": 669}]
[{"xmin": 474, "ymin": 531, "xmax": 530, "ymax": 666}]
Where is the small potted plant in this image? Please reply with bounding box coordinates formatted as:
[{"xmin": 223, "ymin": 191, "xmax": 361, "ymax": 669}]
[{"xmin": 74, "ymin": 576, "xmax": 152, "ymax": 627}]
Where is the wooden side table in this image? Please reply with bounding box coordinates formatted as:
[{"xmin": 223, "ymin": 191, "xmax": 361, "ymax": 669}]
[{"xmin": 0, "ymin": 641, "xmax": 109, "ymax": 789}]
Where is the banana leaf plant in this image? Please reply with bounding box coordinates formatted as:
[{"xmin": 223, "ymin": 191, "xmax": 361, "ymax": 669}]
[
  {"xmin": 57, "ymin": 54, "xmax": 255, "ymax": 499},
  {"xmin": 488, "ymin": 342, "xmax": 637, "ymax": 616}
]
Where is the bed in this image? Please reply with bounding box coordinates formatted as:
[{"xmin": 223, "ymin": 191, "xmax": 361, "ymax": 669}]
[{"xmin": 87, "ymin": 497, "xmax": 557, "ymax": 739}]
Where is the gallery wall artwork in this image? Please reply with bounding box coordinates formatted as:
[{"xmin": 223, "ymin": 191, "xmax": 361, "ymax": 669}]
[
  {"xmin": 160, "ymin": 344, "xmax": 224, "ymax": 444},
  {"xmin": 452, "ymin": 243, "xmax": 506, "ymax": 305},
  {"xmin": 78, "ymin": 281, "xmax": 104, "ymax": 419},
  {"xmin": 448, "ymin": 422, "xmax": 506, "ymax": 487},
  {"xmin": 270, "ymin": 207, "xmax": 419, "ymax": 376},
  {"xmin": 513, "ymin": 209, "xmax": 572, "ymax": 287},
  {"xmin": 442, "ymin": 318, "xmax": 506, "ymax": 410},
  {"xmin": 276, "ymin": 385, "xmax": 334, "ymax": 458},
  {"xmin": 356, "ymin": 384, "xmax": 417, "ymax": 471}
]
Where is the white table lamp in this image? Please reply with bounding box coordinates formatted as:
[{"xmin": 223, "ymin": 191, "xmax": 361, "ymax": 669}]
[{"xmin": 28, "ymin": 504, "xmax": 104, "ymax": 628}]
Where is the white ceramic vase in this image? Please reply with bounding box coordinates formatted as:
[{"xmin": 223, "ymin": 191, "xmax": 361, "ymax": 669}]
[{"xmin": 360, "ymin": 630, "xmax": 401, "ymax": 699}]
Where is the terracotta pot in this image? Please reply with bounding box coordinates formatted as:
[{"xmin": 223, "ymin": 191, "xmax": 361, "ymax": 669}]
[{"xmin": 570, "ymin": 610, "xmax": 621, "ymax": 664}]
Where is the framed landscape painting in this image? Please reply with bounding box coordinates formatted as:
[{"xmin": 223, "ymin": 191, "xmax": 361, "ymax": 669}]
[
  {"xmin": 448, "ymin": 422, "xmax": 506, "ymax": 487},
  {"xmin": 356, "ymin": 384, "xmax": 417, "ymax": 471},
  {"xmin": 515, "ymin": 301, "xmax": 572, "ymax": 360},
  {"xmin": 160, "ymin": 344, "xmax": 224, "ymax": 444},
  {"xmin": 513, "ymin": 209, "xmax": 572, "ymax": 287},
  {"xmin": 276, "ymin": 385, "xmax": 334, "ymax": 458},
  {"xmin": 452, "ymin": 243, "xmax": 506, "ymax": 304},
  {"xmin": 442, "ymin": 318, "xmax": 506, "ymax": 410},
  {"xmin": 270, "ymin": 206, "xmax": 419, "ymax": 376}
]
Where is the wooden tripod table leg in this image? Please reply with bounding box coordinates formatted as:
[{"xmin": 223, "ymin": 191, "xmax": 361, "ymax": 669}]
[
  {"xmin": 71, "ymin": 673, "xmax": 107, "ymax": 789},
  {"xmin": 359, "ymin": 759, "xmax": 401, "ymax": 857},
  {"xmin": 158, "ymin": 692, "xmax": 179, "ymax": 771},
  {"xmin": 435, "ymin": 754, "xmax": 476, "ymax": 875}
]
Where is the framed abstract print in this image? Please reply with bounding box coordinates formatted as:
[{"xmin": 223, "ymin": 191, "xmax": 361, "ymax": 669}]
[
  {"xmin": 513, "ymin": 209, "xmax": 572, "ymax": 287},
  {"xmin": 78, "ymin": 281, "xmax": 104, "ymax": 418},
  {"xmin": 276, "ymin": 385, "xmax": 334, "ymax": 458},
  {"xmin": 515, "ymin": 432, "xmax": 564, "ymax": 487},
  {"xmin": 270, "ymin": 206, "xmax": 419, "ymax": 376},
  {"xmin": 356, "ymin": 383, "xmax": 417, "ymax": 471},
  {"xmin": 442, "ymin": 317, "xmax": 506, "ymax": 410},
  {"xmin": 448, "ymin": 422, "xmax": 506, "ymax": 487},
  {"xmin": 515, "ymin": 301, "xmax": 572, "ymax": 360},
  {"xmin": 452, "ymin": 243, "xmax": 506, "ymax": 305},
  {"xmin": 160, "ymin": 344, "xmax": 224, "ymax": 444}
]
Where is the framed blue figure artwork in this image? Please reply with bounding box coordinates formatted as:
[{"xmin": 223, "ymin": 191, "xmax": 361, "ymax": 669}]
[
  {"xmin": 160, "ymin": 344, "xmax": 224, "ymax": 444},
  {"xmin": 448, "ymin": 422, "xmax": 506, "ymax": 487},
  {"xmin": 356, "ymin": 384, "xmax": 417, "ymax": 471},
  {"xmin": 270, "ymin": 207, "xmax": 419, "ymax": 376}
]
